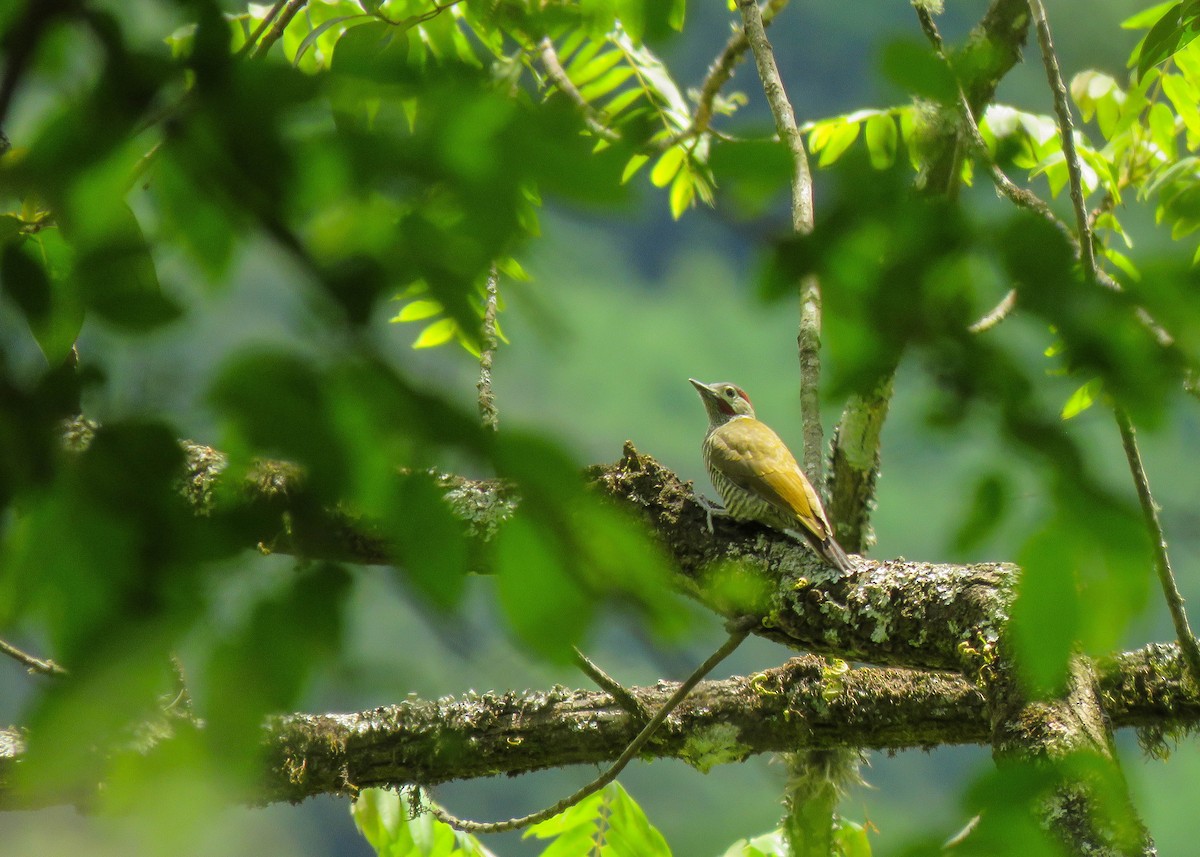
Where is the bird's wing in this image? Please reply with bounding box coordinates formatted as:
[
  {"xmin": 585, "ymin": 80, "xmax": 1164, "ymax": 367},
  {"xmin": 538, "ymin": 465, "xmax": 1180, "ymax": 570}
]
[{"xmin": 709, "ymin": 418, "xmax": 830, "ymax": 540}]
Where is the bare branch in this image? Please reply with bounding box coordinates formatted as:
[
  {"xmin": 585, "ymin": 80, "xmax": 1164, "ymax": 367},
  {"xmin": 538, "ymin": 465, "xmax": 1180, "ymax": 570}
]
[
  {"xmin": 680, "ymin": 0, "xmax": 790, "ymax": 144},
  {"xmin": 538, "ymin": 37, "xmax": 622, "ymax": 142},
  {"xmin": 1, "ymin": 641, "xmax": 1196, "ymax": 810},
  {"xmin": 735, "ymin": 0, "xmax": 823, "ymax": 481},
  {"xmin": 1027, "ymin": 0, "xmax": 1097, "ymax": 280},
  {"xmin": 0, "ymin": 638, "xmax": 66, "ymax": 677},
  {"xmin": 1115, "ymin": 408, "xmax": 1200, "ymax": 688},
  {"xmin": 828, "ymin": 375, "xmax": 894, "ymax": 553},
  {"xmin": 236, "ymin": 0, "xmax": 289, "ymax": 59},
  {"xmin": 969, "ymin": 288, "xmax": 1018, "ymax": 334},
  {"xmin": 914, "ymin": 6, "xmax": 1077, "ymax": 254},
  {"xmin": 477, "ymin": 265, "xmax": 500, "ymax": 431},
  {"xmin": 251, "ymin": 0, "xmax": 308, "ymax": 60},
  {"xmin": 573, "ymin": 647, "xmax": 650, "ymax": 721},
  {"xmin": 736, "ymin": 1, "xmax": 811, "ymax": 234},
  {"xmin": 426, "ymin": 624, "xmax": 750, "ymax": 833}
]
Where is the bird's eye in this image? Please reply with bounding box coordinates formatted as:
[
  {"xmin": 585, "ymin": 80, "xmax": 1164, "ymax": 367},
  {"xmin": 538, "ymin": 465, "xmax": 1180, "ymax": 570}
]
[{"xmin": 724, "ymin": 387, "xmax": 735, "ymax": 397}]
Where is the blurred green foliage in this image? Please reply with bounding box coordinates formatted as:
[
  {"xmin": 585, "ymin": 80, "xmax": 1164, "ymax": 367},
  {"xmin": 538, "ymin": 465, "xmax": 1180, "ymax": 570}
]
[{"xmin": 1, "ymin": 0, "xmax": 1199, "ymax": 855}]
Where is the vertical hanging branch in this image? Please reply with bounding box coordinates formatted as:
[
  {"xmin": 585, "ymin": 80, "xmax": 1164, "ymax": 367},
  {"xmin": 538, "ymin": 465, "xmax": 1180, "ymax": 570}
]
[
  {"xmin": 827, "ymin": 375, "xmax": 893, "ymax": 553},
  {"xmin": 736, "ymin": 0, "xmax": 823, "ymax": 484},
  {"xmin": 1116, "ymin": 410, "xmax": 1200, "ymax": 685},
  {"xmin": 477, "ymin": 265, "xmax": 500, "ymax": 432},
  {"xmin": 1027, "ymin": 0, "xmax": 1096, "ymax": 278},
  {"xmin": 1028, "ymin": 0, "xmax": 1200, "ymax": 691},
  {"xmin": 735, "ymin": 5, "xmax": 862, "ymax": 854},
  {"xmin": 980, "ymin": 5, "xmax": 1161, "ymax": 854}
]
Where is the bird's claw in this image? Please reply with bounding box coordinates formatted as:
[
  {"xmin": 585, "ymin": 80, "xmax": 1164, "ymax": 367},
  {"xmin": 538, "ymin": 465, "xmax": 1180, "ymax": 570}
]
[{"xmin": 698, "ymin": 496, "xmax": 726, "ymax": 534}]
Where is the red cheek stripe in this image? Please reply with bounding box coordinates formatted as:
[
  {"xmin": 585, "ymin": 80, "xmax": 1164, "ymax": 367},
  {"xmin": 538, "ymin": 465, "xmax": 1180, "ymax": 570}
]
[{"xmin": 717, "ymin": 400, "xmax": 735, "ymax": 415}]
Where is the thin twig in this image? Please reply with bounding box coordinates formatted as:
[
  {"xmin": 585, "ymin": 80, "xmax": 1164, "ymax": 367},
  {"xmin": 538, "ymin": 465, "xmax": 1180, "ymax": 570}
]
[
  {"xmin": 0, "ymin": 637, "xmax": 66, "ymax": 677},
  {"xmin": 968, "ymin": 288, "xmax": 1017, "ymax": 334},
  {"xmin": 236, "ymin": 0, "xmax": 289, "ymax": 58},
  {"xmin": 538, "ymin": 38, "xmax": 621, "ymax": 142},
  {"xmin": 1027, "ymin": 0, "xmax": 1199, "ymax": 690},
  {"xmin": 572, "ymin": 647, "xmax": 650, "ymax": 721},
  {"xmin": 736, "ymin": 0, "xmax": 823, "ymax": 482},
  {"xmin": 914, "ymin": 6, "xmax": 1076, "ymax": 250},
  {"xmin": 425, "ymin": 622, "xmax": 753, "ymax": 833},
  {"xmin": 667, "ymin": 0, "xmax": 790, "ymax": 147},
  {"xmin": 252, "ymin": 0, "xmax": 309, "ymax": 60},
  {"xmin": 796, "ymin": 281, "xmax": 823, "ymax": 483},
  {"xmin": 737, "ymin": 0, "xmax": 811, "ymax": 234},
  {"xmin": 477, "ymin": 265, "xmax": 500, "ymax": 431},
  {"xmin": 1115, "ymin": 409, "xmax": 1200, "ymax": 688},
  {"xmin": 1027, "ymin": 0, "xmax": 1096, "ymax": 278}
]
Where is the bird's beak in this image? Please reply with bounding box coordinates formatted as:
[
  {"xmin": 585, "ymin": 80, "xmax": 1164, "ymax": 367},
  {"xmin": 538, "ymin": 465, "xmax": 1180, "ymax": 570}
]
[{"xmin": 688, "ymin": 378, "xmax": 712, "ymax": 397}]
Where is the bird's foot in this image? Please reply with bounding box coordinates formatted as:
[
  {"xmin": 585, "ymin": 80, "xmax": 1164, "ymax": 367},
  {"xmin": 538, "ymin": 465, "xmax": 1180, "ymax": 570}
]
[{"xmin": 697, "ymin": 496, "xmax": 726, "ymax": 534}]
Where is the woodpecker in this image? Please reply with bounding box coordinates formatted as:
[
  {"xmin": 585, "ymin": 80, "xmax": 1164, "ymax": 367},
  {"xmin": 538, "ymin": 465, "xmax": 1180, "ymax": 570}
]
[{"xmin": 689, "ymin": 378, "xmax": 856, "ymax": 574}]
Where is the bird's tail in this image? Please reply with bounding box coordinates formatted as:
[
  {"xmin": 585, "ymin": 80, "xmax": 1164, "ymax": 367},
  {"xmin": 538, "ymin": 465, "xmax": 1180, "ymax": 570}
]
[{"xmin": 817, "ymin": 534, "xmax": 857, "ymax": 574}]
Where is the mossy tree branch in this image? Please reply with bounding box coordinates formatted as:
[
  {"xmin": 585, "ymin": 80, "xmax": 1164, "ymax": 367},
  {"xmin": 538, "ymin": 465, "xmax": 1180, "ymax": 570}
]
[{"xmin": 1, "ymin": 643, "xmax": 1196, "ymax": 811}]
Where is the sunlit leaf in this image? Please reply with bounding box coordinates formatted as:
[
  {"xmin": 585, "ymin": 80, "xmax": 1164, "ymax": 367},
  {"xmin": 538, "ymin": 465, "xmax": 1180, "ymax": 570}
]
[
  {"xmin": 413, "ymin": 317, "xmax": 458, "ymax": 349},
  {"xmin": 353, "ymin": 788, "xmax": 497, "ymax": 857},
  {"xmin": 818, "ymin": 120, "xmax": 861, "ymax": 167},
  {"xmin": 393, "ymin": 299, "xmax": 443, "ymax": 322},
  {"xmin": 864, "ymin": 112, "xmax": 898, "ymax": 169},
  {"xmin": 669, "ymin": 166, "xmax": 695, "ymax": 218},
  {"xmin": 650, "ymin": 146, "xmax": 685, "ymax": 187},
  {"xmin": 1060, "ymin": 378, "xmax": 1101, "ymax": 419},
  {"xmin": 622, "ymin": 153, "xmax": 651, "ymax": 183},
  {"xmin": 527, "ymin": 783, "xmax": 671, "ymax": 856}
]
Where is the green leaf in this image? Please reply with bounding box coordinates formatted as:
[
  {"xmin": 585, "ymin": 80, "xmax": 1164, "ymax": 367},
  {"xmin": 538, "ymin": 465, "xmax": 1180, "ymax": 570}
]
[
  {"xmin": 293, "ymin": 14, "xmax": 366, "ymax": 66},
  {"xmin": 353, "ymin": 790, "xmax": 498, "ymax": 855},
  {"xmin": 1148, "ymin": 100, "xmax": 1179, "ymax": 160},
  {"xmin": 669, "ymin": 0, "xmax": 686, "ymax": 31},
  {"xmin": 386, "ymin": 474, "xmax": 469, "ymax": 609},
  {"xmin": 0, "ymin": 214, "xmax": 23, "ymax": 245},
  {"xmin": 832, "ymin": 819, "xmax": 873, "ymax": 857},
  {"xmin": 527, "ymin": 783, "xmax": 672, "ymax": 856},
  {"xmin": 413, "ymin": 317, "xmax": 458, "ymax": 349},
  {"xmin": 332, "ymin": 20, "xmax": 409, "ymax": 78},
  {"xmin": 1060, "ymin": 378, "xmax": 1101, "ymax": 419},
  {"xmin": 569, "ymin": 48, "xmax": 624, "ymax": 88},
  {"xmin": 579, "ymin": 66, "xmax": 638, "ymax": 102},
  {"xmin": 650, "ymin": 146, "xmax": 685, "ymax": 187},
  {"xmin": 622, "ymin": 153, "xmax": 651, "ymax": 183},
  {"xmin": 1135, "ymin": 1, "xmax": 1200, "ymax": 80},
  {"xmin": 205, "ymin": 564, "xmax": 351, "ymax": 755},
  {"xmin": 2, "ymin": 241, "xmax": 51, "ymax": 334},
  {"xmin": 1103, "ymin": 246, "xmax": 1141, "ymax": 281},
  {"xmin": 603, "ymin": 86, "xmax": 646, "ymax": 119},
  {"xmin": 1123, "ymin": 1, "xmax": 1178, "ymax": 29},
  {"xmin": 209, "ymin": 351, "xmax": 347, "ymax": 498},
  {"xmin": 494, "ymin": 515, "xmax": 592, "ymax": 661},
  {"xmin": 393, "ymin": 299, "xmax": 443, "ymax": 322},
  {"xmin": 864, "ymin": 113, "xmax": 898, "ymax": 169},
  {"xmin": 70, "ymin": 202, "xmax": 180, "ymax": 331},
  {"xmin": 1161, "ymin": 74, "xmax": 1200, "ymax": 139},
  {"xmin": 817, "ymin": 119, "xmax": 861, "ymax": 167},
  {"xmin": 669, "ymin": 166, "xmax": 695, "ymax": 218},
  {"xmin": 721, "ymin": 830, "xmax": 787, "ymax": 856},
  {"xmin": 950, "ymin": 472, "xmax": 1011, "ymax": 555},
  {"xmin": 1011, "ymin": 524, "xmax": 1080, "ymax": 698},
  {"xmin": 880, "ymin": 40, "xmax": 957, "ymax": 105}
]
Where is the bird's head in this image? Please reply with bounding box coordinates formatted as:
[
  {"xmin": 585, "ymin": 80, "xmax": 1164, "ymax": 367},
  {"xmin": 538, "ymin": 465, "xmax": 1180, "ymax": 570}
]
[{"xmin": 689, "ymin": 379, "xmax": 755, "ymax": 426}]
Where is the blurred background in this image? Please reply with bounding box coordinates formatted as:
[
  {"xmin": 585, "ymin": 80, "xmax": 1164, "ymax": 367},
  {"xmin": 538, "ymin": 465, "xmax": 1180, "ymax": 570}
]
[{"xmin": 3, "ymin": 0, "xmax": 1199, "ymax": 854}]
